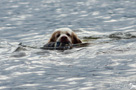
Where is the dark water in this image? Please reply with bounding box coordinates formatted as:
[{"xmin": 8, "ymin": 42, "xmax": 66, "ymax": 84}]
[{"xmin": 0, "ymin": 0, "xmax": 136, "ymax": 90}]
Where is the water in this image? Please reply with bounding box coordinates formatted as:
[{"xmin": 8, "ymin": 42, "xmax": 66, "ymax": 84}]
[{"xmin": 0, "ymin": 0, "xmax": 136, "ymax": 90}]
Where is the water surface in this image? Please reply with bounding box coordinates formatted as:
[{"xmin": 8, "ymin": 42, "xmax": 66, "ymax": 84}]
[{"xmin": 0, "ymin": 0, "xmax": 136, "ymax": 90}]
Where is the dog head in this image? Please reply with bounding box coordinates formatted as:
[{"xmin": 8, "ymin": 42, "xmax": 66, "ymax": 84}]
[{"xmin": 48, "ymin": 28, "xmax": 82, "ymax": 44}]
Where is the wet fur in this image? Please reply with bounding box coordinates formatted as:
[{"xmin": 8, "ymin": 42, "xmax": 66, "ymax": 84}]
[{"xmin": 48, "ymin": 28, "xmax": 82, "ymax": 44}]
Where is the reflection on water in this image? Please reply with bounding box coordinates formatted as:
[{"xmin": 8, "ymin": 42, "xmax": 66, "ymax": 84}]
[{"xmin": 0, "ymin": 0, "xmax": 136, "ymax": 90}]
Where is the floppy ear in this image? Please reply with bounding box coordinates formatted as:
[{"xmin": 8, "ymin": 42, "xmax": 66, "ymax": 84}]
[
  {"xmin": 72, "ymin": 32, "xmax": 82, "ymax": 44},
  {"xmin": 48, "ymin": 33, "xmax": 56, "ymax": 43}
]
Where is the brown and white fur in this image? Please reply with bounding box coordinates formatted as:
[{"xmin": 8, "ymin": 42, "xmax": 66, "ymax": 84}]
[{"xmin": 48, "ymin": 28, "xmax": 82, "ymax": 44}]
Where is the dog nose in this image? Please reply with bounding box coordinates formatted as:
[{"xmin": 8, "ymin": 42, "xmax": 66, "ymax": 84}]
[
  {"xmin": 60, "ymin": 36, "xmax": 70, "ymax": 43},
  {"xmin": 61, "ymin": 36, "xmax": 67, "ymax": 41}
]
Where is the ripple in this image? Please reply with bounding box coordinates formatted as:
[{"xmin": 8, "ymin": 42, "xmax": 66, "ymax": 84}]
[
  {"xmin": 0, "ymin": 0, "xmax": 136, "ymax": 90},
  {"xmin": 10, "ymin": 14, "xmax": 32, "ymax": 21}
]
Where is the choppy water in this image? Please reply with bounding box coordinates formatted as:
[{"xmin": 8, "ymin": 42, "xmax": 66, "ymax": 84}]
[{"xmin": 0, "ymin": 0, "xmax": 136, "ymax": 90}]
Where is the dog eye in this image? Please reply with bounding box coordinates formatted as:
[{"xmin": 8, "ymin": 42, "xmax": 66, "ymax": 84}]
[
  {"xmin": 56, "ymin": 34, "xmax": 60, "ymax": 38},
  {"xmin": 66, "ymin": 33, "xmax": 71, "ymax": 37}
]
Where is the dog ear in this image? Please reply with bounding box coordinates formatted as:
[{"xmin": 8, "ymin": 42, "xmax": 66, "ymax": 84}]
[
  {"xmin": 72, "ymin": 32, "xmax": 82, "ymax": 44},
  {"xmin": 48, "ymin": 33, "xmax": 56, "ymax": 43}
]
